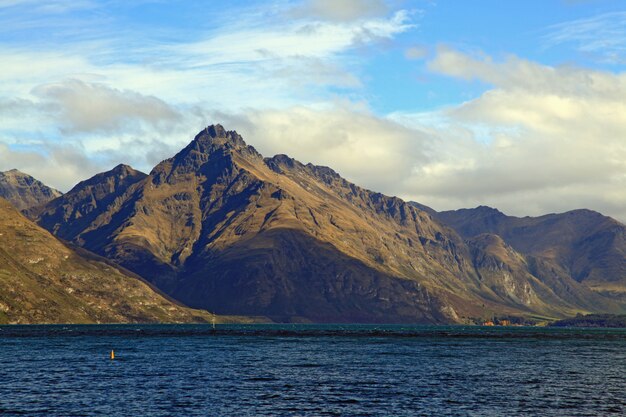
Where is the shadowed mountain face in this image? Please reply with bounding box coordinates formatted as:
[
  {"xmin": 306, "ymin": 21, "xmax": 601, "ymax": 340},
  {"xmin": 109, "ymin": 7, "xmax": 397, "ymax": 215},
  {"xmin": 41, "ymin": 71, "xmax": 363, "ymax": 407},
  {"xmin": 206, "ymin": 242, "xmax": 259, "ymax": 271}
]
[
  {"xmin": 0, "ymin": 169, "xmax": 62, "ymax": 215},
  {"xmin": 35, "ymin": 125, "xmax": 626, "ymax": 322},
  {"xmin": 434, "ymin": 206, "xmax": 626, "ymax": 299},
  {"xmin": 0, "ymin": 198, "xmax": 215, "ymax": 324}
]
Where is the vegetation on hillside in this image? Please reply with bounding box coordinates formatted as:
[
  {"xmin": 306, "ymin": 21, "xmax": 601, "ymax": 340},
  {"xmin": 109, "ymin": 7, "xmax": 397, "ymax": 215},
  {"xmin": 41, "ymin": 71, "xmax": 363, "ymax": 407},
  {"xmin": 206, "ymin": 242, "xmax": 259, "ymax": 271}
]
[{"xmin": 550, "ymin": 314, "xmax": 626, "ymax": 328}]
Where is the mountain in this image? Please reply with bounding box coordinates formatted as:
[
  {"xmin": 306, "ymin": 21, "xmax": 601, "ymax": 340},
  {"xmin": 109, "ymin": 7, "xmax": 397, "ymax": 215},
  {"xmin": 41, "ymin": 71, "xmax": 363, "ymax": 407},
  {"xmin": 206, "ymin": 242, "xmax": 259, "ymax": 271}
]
[
  {"xmin": 38, "ymin": 163, "xmax": 147, "ymax": 243},
  {"xmin": 35, "ymin": 125, "xmax": 626, "ymax": 323},
  {"xmin": 0, "ymin": 197, "xmax": 220, "ymax": 324},
  {"xmin": 433, "ymin": 205, "xmax": 626, "ymax": 300},
  {"xmin": 466, "ymin": 233, "xmax": 613, "ymax": 316},
  {"xmin": 0, "ymin": 169, "xmax": 62, "ymax": 215}
]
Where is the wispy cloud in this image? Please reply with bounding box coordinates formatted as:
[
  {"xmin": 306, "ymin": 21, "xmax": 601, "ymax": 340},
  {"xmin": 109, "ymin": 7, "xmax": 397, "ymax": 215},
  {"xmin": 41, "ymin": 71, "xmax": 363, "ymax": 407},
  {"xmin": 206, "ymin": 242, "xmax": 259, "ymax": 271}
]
[
  {"xmin": 0, "ymin": 4, "xmax": 413, "ymax": 102},
  {"xmin": 0, "ymin": 0, "xmax": 416, "ymax": 189},
  {"xmin": 543, "ymin": 11, "xmax": 626, "ymax": 64},
  {"xmin": 169, "ymin": 10, "xmax": 413, "ymax": 66},
  {"xmin": 0, "ymin": 0, "xmax": 96, "ymax": 12}
]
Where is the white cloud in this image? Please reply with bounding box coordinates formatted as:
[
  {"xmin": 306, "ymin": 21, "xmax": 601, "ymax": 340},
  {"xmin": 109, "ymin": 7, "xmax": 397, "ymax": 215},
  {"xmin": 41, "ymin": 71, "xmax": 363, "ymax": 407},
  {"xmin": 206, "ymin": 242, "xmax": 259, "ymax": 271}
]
[
  {"xmin": 31, "ymin": 79, "xmax": 181, "ymax": 134},
  {"xmin": 0, "ymin": 142, "xmax": 107, "ymax": 191},
  {"xmin": 291, "ymin": 0, "xmax": 389, "ymax": 22},
  {"xmin": 210, "ymin": 89, "xmax": 626, "ymax": 223},
  {"xmin": 428, "ymin": 46, "xmax": 626, "ymax": 97},
  {"xmin": 215, "ymin": 103, "xmax": 429, "ymax": 195},
  {"xmin": 0, "ymin": 2, "xmax": 415, "ymax": 191},
  {"xmin": 187, "ymin": 47, "xmax": 626, "ymax": 224},
  {"xmin": 396, "ymin": 48, "xmax": 626, "ymax": 222}
]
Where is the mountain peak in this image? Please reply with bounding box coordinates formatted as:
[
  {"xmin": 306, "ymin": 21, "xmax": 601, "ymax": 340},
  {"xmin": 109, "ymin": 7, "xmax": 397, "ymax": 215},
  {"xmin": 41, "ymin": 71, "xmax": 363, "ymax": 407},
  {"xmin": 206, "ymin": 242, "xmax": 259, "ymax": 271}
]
[
  {"xmin": 110, "ymin": 163, "xmax": 141, "ymax": 176},
  {"xmin": 474, "ymin": 205, "xmax": 504, "ymax": 215},
  {"xmin": 2, "ymin": 168, "xmax": 32, "ymax": 180},
  {"xmin": 193, "ymin": 124, "xmax": 247, "ymax": 148},
  {"xmin": 265, "ymin": 154, "xmax": 303, "ymax": 173},
  {"xmin": 106, "ymin": 163, "xmax": 146, "ymax": 182},
  {"xmin": 206, "ymin": 124, "xmax": 227, "ymax": 138},
  {"xmin": 73, "ymin": 163, "xmax": 146, "ymax": 191},
  {"xmin": 0, "ymin": 169, "xmax": 62, "ymax": 213}
]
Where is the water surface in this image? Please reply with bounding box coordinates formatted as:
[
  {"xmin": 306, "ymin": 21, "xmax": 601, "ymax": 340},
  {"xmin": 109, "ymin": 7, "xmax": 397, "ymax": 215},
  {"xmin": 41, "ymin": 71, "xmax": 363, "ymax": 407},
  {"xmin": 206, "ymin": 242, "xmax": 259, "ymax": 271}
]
[{"xmin": 1, "ymin": 324, "xmax": 625, "ymax": 416}]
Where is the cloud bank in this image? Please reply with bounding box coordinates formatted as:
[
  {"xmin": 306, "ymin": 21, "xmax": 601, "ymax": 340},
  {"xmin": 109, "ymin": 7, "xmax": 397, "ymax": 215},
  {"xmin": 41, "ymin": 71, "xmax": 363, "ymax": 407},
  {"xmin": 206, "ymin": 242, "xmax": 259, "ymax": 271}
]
[
  {"xmin": 32, "ymin": 79, "xmax": 181, "ymax": 134},
  {"xmin": 0, "ymin": 2, "xmax": 625, "ymax": 223},
  {"xmin": 209, "ymin": 48, "xmax": 626, "ymax": 222}
]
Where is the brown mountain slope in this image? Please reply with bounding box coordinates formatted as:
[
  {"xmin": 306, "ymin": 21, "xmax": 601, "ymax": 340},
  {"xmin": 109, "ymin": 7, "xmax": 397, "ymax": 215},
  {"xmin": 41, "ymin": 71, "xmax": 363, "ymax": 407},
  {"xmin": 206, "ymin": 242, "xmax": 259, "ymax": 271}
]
[
  {"xmin": 0, "ymin": 198, "xmax": 218, "ymax": 324},
  {"xmin": 435, "ymin": 206, "xmax": 626, "ymax": 295},
  {"xmin": 36, "ymin": 125, "xmax": 625, "ymax": 322},
  {"xmin": 0, "ymin": 169, "xmax": 62, "ymax": 215},
  {"xmin": 467, "ymin": 233, "xmax": 615, "ymax": 316},
  {"xmin": 38, "ymin": 164, "xmax": 147, "ymax": 246}
]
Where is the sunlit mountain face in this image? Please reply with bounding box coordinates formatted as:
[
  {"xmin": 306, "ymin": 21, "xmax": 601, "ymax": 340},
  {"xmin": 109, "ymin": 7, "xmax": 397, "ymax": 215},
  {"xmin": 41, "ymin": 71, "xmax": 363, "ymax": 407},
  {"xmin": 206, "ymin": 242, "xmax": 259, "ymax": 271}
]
[
  {"xmin": 1, "ymin": 1, "xmax": 625, "ymax": 321},
  {"xmin": 28, "ymin": 125, "xmax": 626, "ymax": 323}
]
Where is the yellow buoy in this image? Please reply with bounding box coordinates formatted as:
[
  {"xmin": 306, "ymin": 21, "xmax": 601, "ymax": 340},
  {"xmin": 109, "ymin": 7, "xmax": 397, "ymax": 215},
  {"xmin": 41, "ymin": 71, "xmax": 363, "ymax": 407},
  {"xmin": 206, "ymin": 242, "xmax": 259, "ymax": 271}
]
[{"xmin": 110, "ymin": 350, "xmax": 115, "ymax": 360}]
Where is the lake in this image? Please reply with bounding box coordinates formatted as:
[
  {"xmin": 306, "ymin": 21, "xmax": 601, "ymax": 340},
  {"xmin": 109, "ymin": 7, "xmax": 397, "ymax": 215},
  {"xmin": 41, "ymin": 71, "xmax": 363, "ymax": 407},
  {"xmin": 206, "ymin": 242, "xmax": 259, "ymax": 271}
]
[{"xmin": 1, "ymin": 324, "xmax": 625, "ymax": 416}]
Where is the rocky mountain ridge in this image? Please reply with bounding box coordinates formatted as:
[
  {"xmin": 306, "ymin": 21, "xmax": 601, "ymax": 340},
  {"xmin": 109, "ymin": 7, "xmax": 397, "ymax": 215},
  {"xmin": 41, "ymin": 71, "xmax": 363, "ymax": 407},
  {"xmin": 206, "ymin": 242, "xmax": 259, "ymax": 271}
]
[{"xmin": 31, "ymin": 125, "xmax": 626, "ymax": 323}]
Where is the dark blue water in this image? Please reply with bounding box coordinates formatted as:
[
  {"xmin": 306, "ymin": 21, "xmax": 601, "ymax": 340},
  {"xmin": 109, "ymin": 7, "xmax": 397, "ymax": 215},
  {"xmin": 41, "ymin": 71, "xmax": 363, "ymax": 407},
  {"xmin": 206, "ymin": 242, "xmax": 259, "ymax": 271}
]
[{"xmin": 1, "ymin": 325, "xmax": 625, "ymax": 416}]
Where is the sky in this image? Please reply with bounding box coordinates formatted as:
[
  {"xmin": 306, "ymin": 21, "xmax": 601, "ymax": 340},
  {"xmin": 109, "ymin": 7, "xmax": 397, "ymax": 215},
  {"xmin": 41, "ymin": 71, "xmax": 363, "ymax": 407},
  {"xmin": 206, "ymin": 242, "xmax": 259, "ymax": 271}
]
[{"xmin": 1, "ymin": 0, "xmax": 625, "ymax": 222}]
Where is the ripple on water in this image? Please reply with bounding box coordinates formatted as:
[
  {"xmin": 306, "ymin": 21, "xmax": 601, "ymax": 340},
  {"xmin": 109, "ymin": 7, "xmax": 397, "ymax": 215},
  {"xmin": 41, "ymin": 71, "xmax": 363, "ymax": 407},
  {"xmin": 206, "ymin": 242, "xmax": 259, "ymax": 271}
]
[{"xmin": 0, "ymin": 324, "xmax": 625, "ymax": 416}]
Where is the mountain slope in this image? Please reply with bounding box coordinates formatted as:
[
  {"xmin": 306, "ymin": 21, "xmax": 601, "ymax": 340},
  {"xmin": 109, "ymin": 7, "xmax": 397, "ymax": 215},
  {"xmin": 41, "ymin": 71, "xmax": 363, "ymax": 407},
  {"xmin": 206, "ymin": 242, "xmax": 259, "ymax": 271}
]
[
  {"xmin": 467, "ymin": 233, "xmax": 614, "ymax": 316},
  {"xmin": 435, "ymin": 206, "xmax": 626, "ymax": 297},
  {"xmin": 0, "ymin": 198, "xmax": 218, "ymax": 324},
  {"xmin": 36, "ymin": 125, "xmax": 626, "ymax": 322},
  {"xmin": 0, "ymin": 169, "xmax": 62, "ymax": 215},
  {"xmin": 38, "ymin": 164, "xmax": 147, "ymax": 246}
]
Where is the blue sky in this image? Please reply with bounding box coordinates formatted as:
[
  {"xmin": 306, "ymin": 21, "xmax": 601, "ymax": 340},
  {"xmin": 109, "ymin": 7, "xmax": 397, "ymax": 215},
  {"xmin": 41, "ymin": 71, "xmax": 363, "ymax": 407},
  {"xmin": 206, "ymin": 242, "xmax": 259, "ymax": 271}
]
[{"xmin": 1, "ymin": 0, "xmax": 625, "ymax": 221}]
